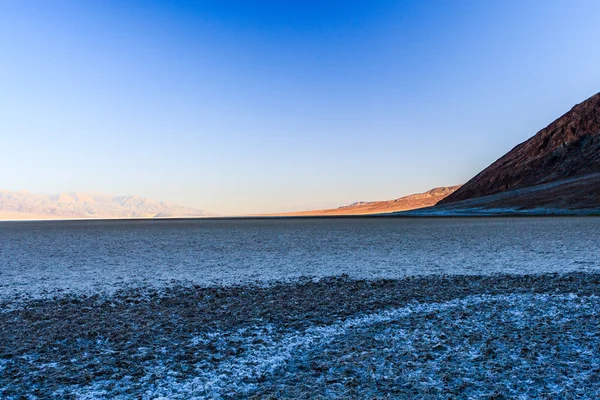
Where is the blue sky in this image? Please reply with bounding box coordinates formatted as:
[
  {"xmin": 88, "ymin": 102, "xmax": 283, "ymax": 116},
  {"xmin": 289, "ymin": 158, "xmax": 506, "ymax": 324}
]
[{"xmin": 1, "ymin": 0, "xmax": 599, "ymax": 214}]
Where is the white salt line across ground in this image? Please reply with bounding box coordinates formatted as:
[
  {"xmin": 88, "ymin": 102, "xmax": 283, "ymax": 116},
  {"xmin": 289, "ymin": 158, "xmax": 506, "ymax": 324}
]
[{"xmin": 50, "ymin": 292, "xmax": 600, "ymax": 399}]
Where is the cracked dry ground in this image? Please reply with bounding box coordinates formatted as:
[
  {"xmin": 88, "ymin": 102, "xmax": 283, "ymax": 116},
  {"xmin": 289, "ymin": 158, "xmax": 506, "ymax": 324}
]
[{"xmin": 1, "ymin": 273, "xmax": 600, "ymax": 399}]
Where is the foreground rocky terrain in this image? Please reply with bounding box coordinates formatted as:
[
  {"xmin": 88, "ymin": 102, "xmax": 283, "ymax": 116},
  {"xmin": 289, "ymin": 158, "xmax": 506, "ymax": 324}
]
[
  {"xmin": 439, "ymin": 91, "xmax": 600, "ymax": 210},
  {"xmin": 273, "ymin": 186, "xmax": 460, "ymax": 216},
  {"xmin": 0, "ymin": 191, "xmax": 208, "ymax": 220},
  {"xmin": 2, "ymin": 273, "xmax": 599, "ymax": 398}
]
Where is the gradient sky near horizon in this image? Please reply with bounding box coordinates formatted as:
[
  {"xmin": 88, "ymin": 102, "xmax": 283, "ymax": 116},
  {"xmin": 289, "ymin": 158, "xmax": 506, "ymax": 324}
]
[{"xmin": 1, "ymin": 1, "xmax": 600, "ymax": 215}]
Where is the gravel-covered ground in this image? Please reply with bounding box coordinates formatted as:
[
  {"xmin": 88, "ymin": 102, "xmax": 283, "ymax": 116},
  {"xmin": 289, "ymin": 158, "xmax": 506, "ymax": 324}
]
[{"xmin": 1, "ymin": 273, "xmax": 600, "ymax": 398}]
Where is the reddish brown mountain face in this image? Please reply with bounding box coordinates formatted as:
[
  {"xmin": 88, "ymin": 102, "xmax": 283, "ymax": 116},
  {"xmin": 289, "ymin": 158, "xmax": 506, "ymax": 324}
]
[
  {"xmin": 268, "ymin": 186, "xmax": 460, "ymax": 216},
  {"xmin": 440, "ymin": 92, "xmax": 600, "ymax": 204}
]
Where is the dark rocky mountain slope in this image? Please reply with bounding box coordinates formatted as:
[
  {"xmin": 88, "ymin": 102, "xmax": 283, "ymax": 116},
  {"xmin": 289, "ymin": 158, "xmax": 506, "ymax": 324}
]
[{"xmin": 440, "ymin": 92, "xmax": 600, "ymax": 206}]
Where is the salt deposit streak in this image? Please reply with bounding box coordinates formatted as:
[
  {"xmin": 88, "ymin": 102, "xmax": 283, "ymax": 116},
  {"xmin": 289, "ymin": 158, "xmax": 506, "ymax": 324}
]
[{"xmin": 59, "ymin": 293, "xmax": 599, "ymax": 399}]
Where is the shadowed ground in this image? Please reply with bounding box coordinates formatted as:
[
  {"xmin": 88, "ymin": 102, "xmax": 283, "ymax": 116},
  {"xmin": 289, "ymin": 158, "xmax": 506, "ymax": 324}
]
[{"xmin": 1, "ymin": 273, "xmax": 600, "ymax": 398}]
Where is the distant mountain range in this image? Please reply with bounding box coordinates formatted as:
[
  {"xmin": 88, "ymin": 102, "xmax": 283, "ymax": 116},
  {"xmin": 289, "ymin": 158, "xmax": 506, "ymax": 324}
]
[
  {"xmin": 271, "ymin": 186, "xmax": 461, "ymax": 216},
  {"xmin": 0, "ymin": 191, "xmax": 209, "ymax": 220},
  {"xmin": 417, "ymin": 91, "xmax": 600, "ymax": 215}
]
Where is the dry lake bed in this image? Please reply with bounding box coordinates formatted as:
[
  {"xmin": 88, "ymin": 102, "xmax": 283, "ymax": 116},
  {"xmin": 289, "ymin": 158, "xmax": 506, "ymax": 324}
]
[{"xmin": 1, "ymin": 217, "xmax": 599, "ymax": 398}]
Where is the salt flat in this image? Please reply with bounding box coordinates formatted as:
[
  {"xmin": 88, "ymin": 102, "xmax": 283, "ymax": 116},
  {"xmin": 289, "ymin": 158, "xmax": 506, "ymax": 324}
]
[
  {"xmin": 0, "ymin": 217, "xmax": 599, "ymax": 301},
  {"xmin": 1, "ymin": 218, "xmax": 599, "ymax": 398}
]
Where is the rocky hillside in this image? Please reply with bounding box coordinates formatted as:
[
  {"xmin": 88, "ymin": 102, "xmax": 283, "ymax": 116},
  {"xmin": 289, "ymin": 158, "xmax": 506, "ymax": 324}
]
[
  {"xmin": 0, "ymin": 191, "xmax": 208, "ymax": 220},
  {"xmin": 273, "ymin": 186, "xmax": 461, "ymax": 216},
  {"xmin": 440, "ymin": 92, "xmax": 600, "ymax": 205}
]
